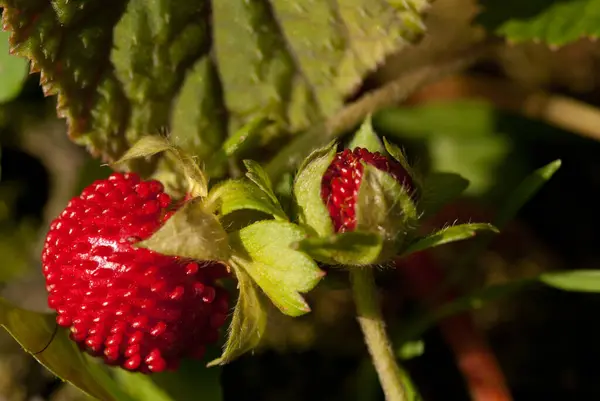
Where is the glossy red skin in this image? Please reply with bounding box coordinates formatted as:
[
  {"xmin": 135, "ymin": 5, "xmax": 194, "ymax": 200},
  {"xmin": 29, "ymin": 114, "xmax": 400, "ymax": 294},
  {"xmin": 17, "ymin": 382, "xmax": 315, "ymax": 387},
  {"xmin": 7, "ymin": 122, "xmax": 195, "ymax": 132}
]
[{"xmin": 42, "ymin": 172, "xmax": 229, "ymax": 374}]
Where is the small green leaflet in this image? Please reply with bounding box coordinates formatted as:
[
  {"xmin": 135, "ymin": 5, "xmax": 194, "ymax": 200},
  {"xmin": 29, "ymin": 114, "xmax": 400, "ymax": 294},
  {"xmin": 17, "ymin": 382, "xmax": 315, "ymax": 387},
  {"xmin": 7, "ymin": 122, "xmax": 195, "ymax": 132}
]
[
  {"xmin": 402, "ymin": 223, "xmax": 499, "ymax": 257},
  {"xmin": 136, "ymin": 201, "xmax": 230, "ymax": 262},
  {"xmin": 208, "ymin": 266, "xmax": 268, "ymax": 366},
  {"xmin": 347, "ymin": 115, "xmax": 385, "ymax": 153},
  {"xmin": 295, "ymin": 231, "xmax": 383, "ymax": 266},
  {"xmin": 112, "ymin": 135, "xmax": 172, "ymax": 164},
  {"xmin": 229, "ymin": 220, "xmax": 324, "ymax": 317},
  {"xmin": 112, "ymin": 135, "xmax": 209, "ymax": 197},
  {"xmin": 208, "ymin": 179, "xmax": 287, "ymax": 221},
  {"xmin": 243, "ymin": 160, "xmax": 281, "ymax": 208}
]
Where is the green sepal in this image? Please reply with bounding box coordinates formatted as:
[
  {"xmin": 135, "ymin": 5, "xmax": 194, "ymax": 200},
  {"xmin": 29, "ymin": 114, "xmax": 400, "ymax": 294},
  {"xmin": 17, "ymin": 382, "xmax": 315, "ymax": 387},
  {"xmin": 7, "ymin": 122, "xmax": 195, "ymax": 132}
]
[
  {"xmin": 207, "ymin": 265, "xmax": 268, "ymax": 366},
  {"xmin": 136, "ymin": 200, "xmax": 230, "ymax": 262},
  {"xmin": 347, "ymin": 115, "xmax": 385, "ymax": 153},
  {"xmin": 243, "ymin": 160, "xmax": 281, "ymax": 207},
  {"xmin": 294, "ymin": 231, "xmax": 384, "ymax": 266},
  {"xmin": 355, "ymin": 163, "xmax": 419, "ymax": 261},
  {"xmin": 293, "ymin": 141, "xmax": 337, "ymax": 237},
  {"xmin": 207, "ymin": 179, "xmax": 287, "ymax": 221},
  {"xmin": 112, "ymin": 135, "xmax": 208, "ymax": 198},
  {"xmin": 228, "ymin": 220, "xmax": 325, "ymax": 317},
  {"xmin": 383, "ymin": 137, "xmax": 422, "ymax": 190}
]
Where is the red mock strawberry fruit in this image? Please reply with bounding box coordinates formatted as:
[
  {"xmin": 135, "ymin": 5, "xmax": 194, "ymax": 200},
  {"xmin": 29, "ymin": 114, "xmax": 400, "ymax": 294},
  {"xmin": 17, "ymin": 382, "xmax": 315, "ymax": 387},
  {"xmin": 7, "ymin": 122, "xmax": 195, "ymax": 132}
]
[
  {"xmin": 42, "ymin": 172, "xmax": 229, "ymax": 374},
  {"xmin": 321, "ymin": 148, "xmax": 415, "ymax": 232}
]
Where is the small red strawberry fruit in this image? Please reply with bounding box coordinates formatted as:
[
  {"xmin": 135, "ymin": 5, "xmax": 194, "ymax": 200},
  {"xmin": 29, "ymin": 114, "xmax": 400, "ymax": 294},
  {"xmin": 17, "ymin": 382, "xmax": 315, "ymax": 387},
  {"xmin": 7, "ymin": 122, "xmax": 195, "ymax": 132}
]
[
  {"xmin": 42, "ymin": 172, "xmax": 229, "ymax": 373},
  {"xmin": 321, "ymin": 147, "xmax": 416, "ymax": 232}
]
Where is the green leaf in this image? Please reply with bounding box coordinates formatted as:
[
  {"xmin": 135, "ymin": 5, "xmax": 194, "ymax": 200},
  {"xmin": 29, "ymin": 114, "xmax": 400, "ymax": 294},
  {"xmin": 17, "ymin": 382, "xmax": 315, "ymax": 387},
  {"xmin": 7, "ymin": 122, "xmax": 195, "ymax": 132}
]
[
  {"xmin": 116, "ymin": 358, "xmax": 223, "ymax": 401},
  {"xmin": 293, "ymin": 143, "xmax": 337, "ymax": 237},
  {"xmin": 208, "ymin": 267, "xmax": 268, "ymax": 366},
  {"xmin": 208, "ymin": 179, "xmax": 287, "ymax": 221},
  {"xmin": 494, "ymin": 159, "xmax": 561, "ymax": 228},
  {"xmin": 478, "ymin": 0, "xmax": 600, "ymax": 47},
  {"xmin": 402, "ymin": 223, "xmax": 499, "ymax": 256},
  {"xmin": 295, "ymin": 231, "xmax": 384, "ymax": 266},
  {"xmin": 418, "ymin": 172, "xmax": 470, "ymax": 219},
  {"xmin": 229, "ymin": 220, "xmax": 324, "ymax": 316},
  {"xmin": 0, "ymin": 30, "xmax": 28, "ymax": 103},
  {"xmin": 0, "ymin": 299, "xmax": 133, "ymax": 401},
  {"xmin": 540, "ymin": 270, "xmax": 600, "ymax": 293},
  {"xmin": 136, "ymin": 200, "xmax": 230, "ymax": 261},
  {"xmin": 243, "ymin": 160, "xmax": 281, "ymax": 207},
  {"xmin": 348, "ymin": 116, "xmax": 384, "ymax": 153},
  {"xmin": 1, "ymin": 0, "xmax": 430, "ymax": 161},
  {"xmin": 170, "ymin": 57, "xmax": 228, "ymax": 177}
]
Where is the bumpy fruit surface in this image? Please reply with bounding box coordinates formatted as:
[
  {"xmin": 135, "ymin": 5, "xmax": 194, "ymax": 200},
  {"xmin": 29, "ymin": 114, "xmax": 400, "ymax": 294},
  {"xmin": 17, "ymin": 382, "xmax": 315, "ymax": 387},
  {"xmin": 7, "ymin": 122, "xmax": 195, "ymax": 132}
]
[
  {"xmin": 42, "ymin": 172, "xmax": 229, "ymax": 374},
  {"xmin": 321, "ymin": 148, "xmax": 415, "ymax": 232}
]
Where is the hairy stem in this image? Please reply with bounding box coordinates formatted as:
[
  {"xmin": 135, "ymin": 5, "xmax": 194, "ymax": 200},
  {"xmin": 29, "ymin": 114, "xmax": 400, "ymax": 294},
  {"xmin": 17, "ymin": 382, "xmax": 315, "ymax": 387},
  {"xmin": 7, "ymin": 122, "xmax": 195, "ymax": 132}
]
[
  {"xmin": 265, "ymin": 44, "xmax": 491, "ymax": 182},
  {"xmin": 351, "ymin": 268, "xmax": 406, "ymax": 401}
]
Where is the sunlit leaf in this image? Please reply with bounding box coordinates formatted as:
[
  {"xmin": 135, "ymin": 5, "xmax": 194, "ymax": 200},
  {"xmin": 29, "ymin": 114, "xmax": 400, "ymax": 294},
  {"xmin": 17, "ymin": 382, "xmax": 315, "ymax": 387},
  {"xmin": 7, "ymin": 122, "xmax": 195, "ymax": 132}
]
[{"xmin": 229, "ymin": 220, "xmax": 324, "ymax": 316}]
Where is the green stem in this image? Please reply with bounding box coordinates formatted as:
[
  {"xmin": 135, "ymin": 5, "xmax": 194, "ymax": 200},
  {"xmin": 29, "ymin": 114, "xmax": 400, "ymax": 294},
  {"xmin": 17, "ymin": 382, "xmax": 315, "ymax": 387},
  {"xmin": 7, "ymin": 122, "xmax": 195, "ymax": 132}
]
[{"xmin": 350, "ymin": 268, "xmax": 407, "ymax": 401}]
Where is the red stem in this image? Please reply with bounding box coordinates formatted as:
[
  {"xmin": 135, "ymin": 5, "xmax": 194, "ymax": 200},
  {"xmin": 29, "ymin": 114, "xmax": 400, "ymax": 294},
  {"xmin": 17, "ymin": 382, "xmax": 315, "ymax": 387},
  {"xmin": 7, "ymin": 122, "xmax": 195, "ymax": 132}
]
[{"xmin": 397, "ymin": 251, "xmax": 513, "ymax": 401}]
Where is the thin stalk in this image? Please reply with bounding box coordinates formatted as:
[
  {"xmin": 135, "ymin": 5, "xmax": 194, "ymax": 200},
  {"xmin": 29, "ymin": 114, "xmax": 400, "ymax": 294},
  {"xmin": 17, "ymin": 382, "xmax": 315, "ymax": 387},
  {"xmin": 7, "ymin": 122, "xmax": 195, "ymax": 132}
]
[{"xmin": 351, "ymin": 268, "xmax": 406, "ymax": 401}]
